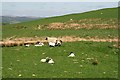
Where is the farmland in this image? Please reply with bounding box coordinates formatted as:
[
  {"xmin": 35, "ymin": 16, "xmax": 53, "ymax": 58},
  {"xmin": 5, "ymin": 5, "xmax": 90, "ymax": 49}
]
[{"xmin": 1, "ymin": 7, "xmax": 119, "ymax": 78}]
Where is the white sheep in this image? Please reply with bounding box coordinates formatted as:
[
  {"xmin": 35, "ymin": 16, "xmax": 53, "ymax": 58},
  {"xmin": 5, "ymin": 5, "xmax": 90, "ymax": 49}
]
[
  {"xmin": 40, "ymin": 59, "xmax": 46, "ymax": 63},
  {"xmin": 25, "ymin": 44, "xmax": 30, "ymax": 47},
  {"xmin": 40, "ymin": 57, "xmax": 55, "ymax": 64},
  {"xmin": 40, "ymin": 57, "xmax": 50, "ymax": 63},
  {"xmin": 45, "ymin": 37, "xmax": 57, "ymax": 43},
  {"xmin": 49, "ymin": 42, "xmax": 56, "ymax": 47},
  {"xmin": 48, "ymin": 58, "xmax": 54, "ymax": 64},
  {"xmin": 68, "ymin": 52, "xmax": 75, "ymax": 57},
  {"xmin": 45, "ymin": 37, "xmax": 62, "ymax": 47},
  {"xmin": 35, "ymin": 42, "xmax": 44, "ymax": 47}
]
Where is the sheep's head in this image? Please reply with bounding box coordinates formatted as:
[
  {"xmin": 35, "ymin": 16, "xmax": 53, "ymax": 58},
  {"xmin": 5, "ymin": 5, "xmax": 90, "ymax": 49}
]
[
  {"xmin": 46, "ymin": 57, "xmax": 51, "ymax": 62},
  {"xmin": 45, "ymin": 37, "xmax": 48, "ymax": 40},
  {"xmin": 55, "ymin": 40, "xmax": 62, "ymax": 46},
  {"xmin": 60, "ymin": 40, "xmax": 62, "ymax": 43}
]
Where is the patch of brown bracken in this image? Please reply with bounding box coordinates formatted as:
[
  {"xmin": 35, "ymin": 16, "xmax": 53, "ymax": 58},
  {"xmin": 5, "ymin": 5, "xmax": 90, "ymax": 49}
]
[
  {"xmin": 47, "ymin": 18, "xmax": 118, "ymax": 30},
  {"xmin": 0, "ymin": 36, "xmax": 119, "ymax": 47}
]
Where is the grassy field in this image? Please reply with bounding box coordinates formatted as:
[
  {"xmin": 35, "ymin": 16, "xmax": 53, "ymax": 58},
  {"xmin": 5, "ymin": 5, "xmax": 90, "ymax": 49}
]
[
  {"xmin": 1, "ymin": 7, "xmax": 119, "ymax": 78},
  {"xmin": 2, "ymin": 41, "xmax": 118, "ymax": 78}
]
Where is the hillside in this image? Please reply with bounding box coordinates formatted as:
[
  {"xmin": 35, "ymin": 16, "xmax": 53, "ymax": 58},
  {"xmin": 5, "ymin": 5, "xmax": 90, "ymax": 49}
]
[
  {"xmin": 2, "ymin": 7, "xmax": 118, "ymax": 39},
  {"xmin": 3, "ymin": 7, "xmax": 118, "ymax": 26},
  {"xmin": 2, "ymin": 7, "xmax": 119, "ymax": 78}
]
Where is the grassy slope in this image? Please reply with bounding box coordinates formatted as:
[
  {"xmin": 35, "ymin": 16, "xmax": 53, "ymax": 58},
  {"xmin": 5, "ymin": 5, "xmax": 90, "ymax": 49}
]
[
  {"xmin": 2, "ymin": 7, "xmax": 119, "ymax": 78},
  {"xmin": 2, "ymin": 41, "xmax": 118, "ymax": 78},
  {"xmin": 2, "ymin": 7, "xmax": 118, "ymax": 39}
]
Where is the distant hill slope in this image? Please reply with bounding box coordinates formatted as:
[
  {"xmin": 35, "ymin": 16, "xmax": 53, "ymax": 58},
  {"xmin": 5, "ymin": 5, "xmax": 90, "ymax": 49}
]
[
  {"xmin": 2, "ymin": 7, "xmax": 118, "ymax": 39},
  {"xmin": 3, "ymin": 7, "xmax": 118, "ymax": 27},
  {"xmin": 1, "ymin": 16, "xmax": 43, "ymax": 24},
  {"xmin": 20, "ymin": 7, "xmax": 118, "ymax": 25}
]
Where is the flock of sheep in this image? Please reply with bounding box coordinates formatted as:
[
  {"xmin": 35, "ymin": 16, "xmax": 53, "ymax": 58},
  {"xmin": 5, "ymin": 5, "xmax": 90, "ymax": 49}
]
[
  {"xmin": 0, "ymin": 37, "xmax": 62, "ymax": 47},
  {"xmin": 23, "ymin": 37, "xmax": 62, "ymax": 47},
  {"xmin": 1, "ymin": 37, "xmax": 98, "ymax": 65},
  {"xmin": 40, "ymin": 37, "xmax": 75, "ymax": 64},
  {"xmin": 40, "ymin": 52, "xmax": 75, "ymax": 64}
]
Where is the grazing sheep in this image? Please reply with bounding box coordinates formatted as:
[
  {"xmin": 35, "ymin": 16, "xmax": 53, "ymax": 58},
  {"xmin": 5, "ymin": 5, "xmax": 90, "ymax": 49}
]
[
  {"xmin": 49, "ymin": 42, "xmax": 56, "ymax": 47},
  {"xmin": 40, "ymin": 57, "xmax": 54, "ymax": 64},
  {"xmin": 40, "ymin": 59, "xmax": 47, "ymax": 63},
  {"xmin": 24, "ymin": 43, "xmax": 30, "ymax": 47},
  {"xmin": 35, "ymin": 42, "xmax": 44, "ymax": 47},
  {"xmin": 48, "ymin": 58, "xmax": 54, "ymax": 64},
  {"xmin": 40, "ymin": 57, "xmax": 50, "ymax": 63},
  {"xmin": 68, "ymin": 52, "xmax": 75, "ymax": 57},
  {"xmin": 45, "ymin": 37, "xmax": 63, "ymax": 47},
  {"xmin": 45, "ymin": 37, "xmax": 57, "ymax": 43}
]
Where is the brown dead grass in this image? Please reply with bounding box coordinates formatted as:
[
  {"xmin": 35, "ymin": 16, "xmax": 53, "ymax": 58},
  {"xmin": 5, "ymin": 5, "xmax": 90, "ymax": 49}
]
[
  {"xmin": 47, "ymin": 18, "xmax": 118, "ymax": 30},
  {"xmin": 0, "ymin": 36, "xmax": 119, "ymax": 47}
]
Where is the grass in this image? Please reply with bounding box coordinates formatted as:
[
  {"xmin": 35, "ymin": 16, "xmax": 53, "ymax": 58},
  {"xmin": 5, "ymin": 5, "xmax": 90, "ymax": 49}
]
[
  {"xmin": 2, "ymin": 28, "xmax": 118, "ymax": 39},
  {"xmin": 2, "ymin": 41, "xmax": 118, "ymax": 78},
  {"xmin": 1, "ymin": 7, "xmax": 119, "ymax": 78}
]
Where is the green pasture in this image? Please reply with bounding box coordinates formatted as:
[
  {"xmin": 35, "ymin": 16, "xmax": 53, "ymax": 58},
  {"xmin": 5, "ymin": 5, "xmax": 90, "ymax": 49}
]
[{"xmin": 2, "ymin": 41, "xmax": 118, "ymax": 78}]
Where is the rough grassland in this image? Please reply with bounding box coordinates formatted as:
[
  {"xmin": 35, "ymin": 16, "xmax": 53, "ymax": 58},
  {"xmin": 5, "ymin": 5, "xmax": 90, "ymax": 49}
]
[
  {"xmin": 2, "ymin": 7, "xmax": 118, "ymax": 39},
  {"xmin": 2, "ymin": 41, "xmax": 118, "ymax": 78}
]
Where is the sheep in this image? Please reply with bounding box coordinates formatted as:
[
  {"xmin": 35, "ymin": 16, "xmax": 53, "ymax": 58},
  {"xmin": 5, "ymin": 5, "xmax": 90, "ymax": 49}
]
[
  {"xmin": 45, "ymin": 37, "xmax": 57, "ymax": 47},
  {"xmin": 48, "ymin": 58, "xmax": 54, "ymax": 64},
  {"xmin": 55, "ymin": 40, "xmax": 62, "ymax": 46},
  {"xmin": 40, "ymin": 57, "xmax": 54, "ymax": 64},
  {"xmin": 34, "ymin": 42, "xmax": 44, "ymax": 47},
  {"xmin": 40, "ymin": 57, "xmax": 50, "ymax": 63},
  {"xmin": 45, "ymin": 37, "xmax": 57, "ymax": 43},
  {"xmin": 40, "ymin": 59, "xmax": 47, "ymax": 63},
  {"xmin": 45, "ymin": 37, "xmax": 62, "ymax": 47},
  {"xmin": 24, "ymin": 43, "xmax": 30, "ymax": 47},
  {"xmin": 68, "ymin": 52, "xmax": 75, "ymax": 57},
  {"xmin": 49, "ymin": 42, "xmax": 56, "ymax": 47}
]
